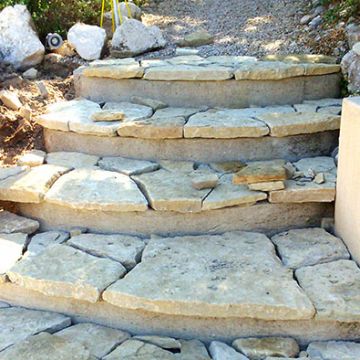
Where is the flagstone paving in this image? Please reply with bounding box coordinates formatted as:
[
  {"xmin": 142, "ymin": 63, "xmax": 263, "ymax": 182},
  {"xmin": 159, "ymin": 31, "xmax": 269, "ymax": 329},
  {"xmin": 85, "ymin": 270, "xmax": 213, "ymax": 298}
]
[{"xmin": 0, "ymin": 211, "xmax": 39, "ymax": 234}]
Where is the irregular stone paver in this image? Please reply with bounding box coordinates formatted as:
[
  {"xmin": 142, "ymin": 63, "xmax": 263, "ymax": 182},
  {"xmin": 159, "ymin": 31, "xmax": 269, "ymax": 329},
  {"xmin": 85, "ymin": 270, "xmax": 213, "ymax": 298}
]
[
  {"xmin": 144, "ymin": 65, "xmax": 233, "ymax": 81},
  {"xmin": 17, "ymin": 149, "xmax": 46, "ymax": 167},
  {"xmin": 272, "ymin": 228, "xmax": 349, "ymax": 269},
  {"xmin": 248, "ymin": 181, "xmax": 285, "ymax": 191},
  {"xmin": 0, "ymin": 233, "xmax": 28, "ymax": 274},
  {"xmin": 8, "ymin": 244, "xmax": 126, "ymax": 303},
  {"xmin": 152, "ymin": 107, "xmax": 202, "ymax": 120},
  {"xmin": 207, "ymin": 55, "xmax": 257, "ymax": 66},
  {"xmin": 184, "ymin": 109, "xmax": 269, "ymax": 138},
  {"xmin": 294, "ymin": 156, "xmax": 336, "ymax": 174},
  {"xmin": 82, "ymin": 63, "xmax": 144, "ymax": 79},
  {"xmin": 232, "ymin": 337, "xmax": 299, "ymax": 360},
  {"xmin": 303, "ymin": 63, "xmax": 341, "ymax": 75},
  {"xmin": 104, "ymin": 339, "xmax": 175, "ymax": 360},
  {"xmin": 307, "ymin": 341, "xmax": 360, "ymax": 360},
  {"xmin": 263, "ymin": 54, "xmax": 337, "ymax": 64},
  {"xmin": 304, "ymin": 98, "xmax": 343, "ymax": 107},
  {"xmin": 296, "ymin": 260, "xmax": 360, "ymax": 321},
  {"xmin": 257, "ymin": 112, "xmax": 340, "ymax": 137},
  {"xmin": 202, "ymin": 175, "xmax": 267, "ymax": 210},
  {"xmin": 130, "ymin": 96, "xmax": 167, "ymax": 111},
  {"xmin": 191, "ymin": 171, "xmax": 219, "ymax": 190},
  {"xmin": 56, "ymin": 323, "xmax": 130, "ymax": 358},
  {"xmin": 0, "ymin": 165, "xmax": 68, "ymax": 203},
  {"xmin": 231, "ymin": 105, "xmax": 295, "ymax": 117},
  {"xmin": 103, "ymin": 232, "xmax": 315, "ymax": 320},
  {"xmin": 159, "ymin": 160, "xmax": 195, "ymax": 172},
  {"xmin": 176, "ymin": 339, "xmax": 211, "ymax": 360},
  {"xmin": 45, "ymin": 168, "xmax": 148, "ymax": 212},
  {"xmin": 233, "ymin": 160, "xmax": 287, "ymax": 185},
  {"xmin": 167, "ymin": 55, "xmax": 210, "ymax": 66},
  {"xmin": 0, "ymin": 165, "xmax": 27, "ymax": 181},
  {"xmin": 67, "ymin": 233, "xmax": 145, "ymax": 270},
  {"xmin": 0, "ymin": 211, "xmax": 39, "ymax": 234},
  {"xmin": 46, "ymin": 152, "xmax": 99, "ymax": 169},
  {"xmin": 0, "ymin": 332, "xmax": 91, "ymax": 360},
  {"xmin": 103, "ymin": 102, "xmax": 153, "ymax": 121},
  {"xmin": 98, "ymin": 156, "xmax": 159, "ymax": 175},
  {"xmin": 27, "ymin": 231, "xmax": 70, "ymax": 256},
  {"xmin": 317, "ymin": 105, "xmax": 342, "ymax": 115},
  {"xmin": 134, "ymin": 169, "xmax": 210, "ymax": 212},
  {"xmin": 133, "ymin": 335, "xmax": 181, "ymax": 350},
  {"xmin": 0, "ymin": 307, "xmax": 71, "ymax": 351},
  {"xmin": 210, "ymin": 161, "xmax": 247, "ymax": 173},
  {"xmin": 209, "ymin": 341, "xmax": 249, "ymax": 360}
]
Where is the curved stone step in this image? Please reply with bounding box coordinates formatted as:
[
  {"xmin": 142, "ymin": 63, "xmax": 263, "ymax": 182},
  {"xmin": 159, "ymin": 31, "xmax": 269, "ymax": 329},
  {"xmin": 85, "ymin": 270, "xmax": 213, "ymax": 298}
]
[{"xmin": 74, "ymin": 57, "xmax": 341, "ymax": 107}]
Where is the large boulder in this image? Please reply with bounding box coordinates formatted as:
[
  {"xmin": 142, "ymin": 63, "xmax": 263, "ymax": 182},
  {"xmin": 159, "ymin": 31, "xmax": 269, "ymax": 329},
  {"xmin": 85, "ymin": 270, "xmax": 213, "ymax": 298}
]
[
  {"xmin": 111, "ymin": 19, "xmax": 166, "ymax": 57},
  {"xmin": 341, "ymin": 42, "xmax": 360, "ymax": 93},
  {"xmin": 68, "ymin": 23, "xmax": 106, "ymax": 61},
  {"xmin": 0, "ymin": 5, "xmax": 44, "ymax": 70}
]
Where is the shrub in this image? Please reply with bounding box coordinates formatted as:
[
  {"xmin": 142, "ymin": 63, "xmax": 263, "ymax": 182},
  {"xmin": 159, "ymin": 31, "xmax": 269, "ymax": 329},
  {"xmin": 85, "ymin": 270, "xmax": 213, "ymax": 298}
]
[{"xmin": 320, "ymin": 0, "xmax": 360, "ymax": 25}]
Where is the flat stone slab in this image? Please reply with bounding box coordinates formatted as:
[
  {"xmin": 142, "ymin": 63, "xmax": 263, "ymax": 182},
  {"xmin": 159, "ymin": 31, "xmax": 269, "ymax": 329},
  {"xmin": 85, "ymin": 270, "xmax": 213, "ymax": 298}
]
[
  {"xmin": 209, "ymin": 341, "xmax": 249, "ymax": 360},
  {"xmin": 294, "ymin": 156, "xmax": 336, "ymax": 174},
  {"xmin": 0, "ymin": 165, "xmax": 68, "ymax": 203},
  {"xmin": 0, "ymin": 165, "xmax": 28, "ymax": 181},
  {"xmin": 103, "ymin": 232, "xmax": 315, "ymax": 320},
  {"xmin": 27, "ymin": 231, "xmax": 70, "ymax": 256},
  {"xmin": 271, "ymin": 228, "xmax": 349, "ymax": 269},
  {"xmin": 257, "ymin": 112, "xmax": 340, "ymax": 137},
  {"xmin": 307, "ymin": 341, "xmax": 360, "ymax": 360},
  {"xmin": 296, "ymin": 260, "xmax": 360, "ymax": 321},
  {"xmin": 103, "ymin": 102, "xmax": 153, "ymax": 122},
  {"xmin": 83, "ymin": 63, "xmax": 144, "ymax": 79},
  {"xmin": 56, "ymin": 323, "xmax": 130, "ymax": 358},
  {"xmin": 0, "ymin": 307, "xmax": 71, "ymax": 351},
  {"xmin": 184, "ymin": 109, "xmax": 269, "ymax": 138},
  {"xmin": 45, "ymin": 168, "xmax": 148, "ymax": 212},
  {"xmin": 176, "ymin": 339, "xmax": 211, "ymax": 360},
  {"xmin": 98, "ymin": 156, "xmax": 159, "ymax": 175},
  {"xmin": 0, "ymin": 211, "xmax": 39, "ymax": 234},
  {"xmin": 17, "ymin": 149, "xmax": 46, "ymax": 167},
  {"xmin": 133, "ymin": 335, "xmax": 181, "ymax": 350},
  {"xmin": 46, "ymin": 152, "xmax": 99, "ymax": 168},
  {"xmin": 0, "ymin": 233, "xmax": 28, "ymax": 274},
  {"xmin": 67, "ymin": 233, "xmax": 145, "ymax": 270},
  {"xmin": 7, "ymin": 244, "xmax": 126, "ymax": 302},
  {"xmin": 249, "ymin": 181, "xmax": 285, "ymax": 191},
  {"xmin": 262, "ymin": 54, "xmax": 337, "ymax": 64}
]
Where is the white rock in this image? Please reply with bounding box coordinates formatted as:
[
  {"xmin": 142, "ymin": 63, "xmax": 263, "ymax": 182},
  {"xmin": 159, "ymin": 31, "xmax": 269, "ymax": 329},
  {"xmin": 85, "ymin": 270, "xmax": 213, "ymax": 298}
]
[
  {"xmin": 23, "ymin": 67, "xmax": 38, "ymax": 79},
  {"xmin": 68, "ymin": 23, "xmax": 106, "ymax": 60},
  {"xmin": 307, "ymin": 341, "xmax": 360, "ymax": 359},
  {"xmin": 0, "ymin": 5, "xmax": 45, "ymax": 69},
  {"xmin": 209, "ymin": 341, "xmax": 249, "ymax": 360},
  {"xmin": 17, "ymin": 149, "xmax": 46, "ymax": 167},
  {"xmin": 0, "ymin": 90, "xmax": 22, "ymax": 110},
  {"xmin": 0, "ymin": 233, "xmax": 28, "ymax": 274}
]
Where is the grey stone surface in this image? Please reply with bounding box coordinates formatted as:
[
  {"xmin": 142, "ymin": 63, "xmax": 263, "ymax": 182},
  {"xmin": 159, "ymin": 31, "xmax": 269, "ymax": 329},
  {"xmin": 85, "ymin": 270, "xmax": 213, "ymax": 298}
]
[
  {"xmin": 27, "ymin": 231, "xmax": 70, "ymax": 256},
  {"xmin": 17, "ymin": 150, "xmax": 46, "ymax": 167},
  {"xmin": 130, "ymin": 96, "xmax": 167, "ymax": 111},
  {"xmin": 0, "ymin": 165, "xmax": 27, "ymax": 181},
  {"xmin": 46, "ymin": 152, "xmax": 99, "ymax": 169},
  {"xmin": 0, "ymin": 233, "xmax": 28, "ymax": 274},
  {"xmin": 133, "ymin": 335, "xmax": 181, "ymax": 350},
  {"xmin": 307, "ymin": 341, "xmax": 360, "ymax": 360},
  {"xmin": 99, "ymin": 156, "xmax": 159, "ymax": 175},
  {"xmin": 209, "ymin": 341, "xmax": 249, "ymax": 360},
  {"xmin": 175, "ymin": 339, "xmax": 210, "ymax": 359},
  {"xmin": 0, "ymin": 211, "xmax": 39, "ymax": 234},
  {"xmin": 294, "ymin": 156, "xmax": 336, "ymax": 174}
]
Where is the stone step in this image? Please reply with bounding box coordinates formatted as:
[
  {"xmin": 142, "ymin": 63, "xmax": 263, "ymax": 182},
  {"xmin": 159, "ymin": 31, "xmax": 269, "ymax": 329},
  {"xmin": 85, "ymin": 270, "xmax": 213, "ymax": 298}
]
[
  {"xmin": 0, "ymin": 155, "xmax": 336, "ymax": 235},
  {"xmin": 1, "ymin": 223, "xmax": 360, "ymax": 345},
  {"xmin": 74, "ymin": 56, "xmax": 341, "ymax": 108},
  {"xmin": 39, "ymin": 98, "xmax": 341, "ymax": 162}
]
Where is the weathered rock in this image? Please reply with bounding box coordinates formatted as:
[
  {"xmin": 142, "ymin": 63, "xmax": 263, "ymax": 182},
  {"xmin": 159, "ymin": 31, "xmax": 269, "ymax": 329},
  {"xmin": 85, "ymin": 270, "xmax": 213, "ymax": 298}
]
[
  {"xmin": 0, "ymin": 165, "xmax": 27, "ymax": 180},
  {"xmin": 46, "ymin": 152, "xmax": 99, "ymax": 169},
  {"xmin": 68, "ymin": 233, "xmax": 145, "ymax": 270},
  {"xmin": 0, "ymin": 307, "xmax": 70, "ymax": 351},
  {"xmin": 307, "ymin": 341, "xmax": 360, "ymax": 359},
  {"xmin": 99, "ymin": 156, "xmax": 159, "ymax": 175},
  {"xmin": 232, "ymin": 337, "xmax": 299, "ymax": 360},
  {"xmin": 210, "ymin": 161, "xmax": 247, "ymax": 173},
  {"xmin": 23, "ymin": 67, "xmax": 38, "ymax": 79},
  {"xmin": 159, "ymin": 160, "xmax": 195, "ymax": 173},
  {"xmin": 303, "ymin": 63, "xmax": 341, "ymax": 76},
  {"xmin": 176, "ymin": 339, "xmax": 211, "ymax": 360},
  {"xmin": 103, "ymin": 232, "xmax": 315, "ymax": 320},
  {"xmin": 0, "ymin": 233, "xmax": 28, "ymax": 274},
  {"xmin": 0, "ymin": 5, "xmax": 45, "ymax": 69},
  {"xmin": 272, "ymin": 228, "xmax": 349, "ymax": 269},
  {"xmin": 304, "ymin": 98, "xmax": 343, "ymax": 107},
  {"xmin": 167, "ymin": 55, "xmax": 210, "ymax": 66},
  {"xmin": 314, "ymin": 172, "xmax": 325, "ymax": 184},
  {"xmin": 153, "ymin": 107, "xmax": 198, "ymax": 119},
  {"xmin": 249, "ymin": 181, "xmax": 285, "ymax": 191},
  {"xmin": 0, "ymin": 90, "xmax": 22, "ymax": 110},
  {"xmin": 262, "ymin": 54, "xmax": 337, "ymax": 64},
  {"xmin": 176, "ymin": 47, "xmax": 200, "ymax": 56},
  {"xmin": 341, "ymin": 49, "xmax": 360, "ymax": 93},
  {"xmin": 8, "ymin": 244, "xmax": 126, "ymax": 302},
  {"xmin": 294, "ymin": 156, "xmax": 336, "ymax": 174},
  {"xmin": 27, "ymin": 231, "xmax": 70, "ymax": 256},
  {"xmin": 191, "ymin": 171, "xmax": 219, "ymax": 190},
  {"xmin": 177, "ymin": 29, "xmax": 214, "ymax": 47},
  {"xmin": 0, "ymin": 165, "xmax": 68, "ymax": 203},
  {"xmin": 68, "ymin": 23, "xmax": 106, "ymax": 60},
  {"xmin": 112, "ymin": 19, "xmax": 166, "ymax": 57},
  {"xmin": 296, "ymin": 260, "xmax": 360, "ymax": 321},
  {"xmin": 0, "ymin": 210, "xmax": 39, "ymax": 234},
  {"xmin": 103, "ymin": 101, "xmax": 153, "ymax": 124},
  {"xmin": 207, "ymin": 55, "xmax": 257, "ymax": 66},
  {"xmin": 91, "ymin": 110, "xmax": 125, "ymax": 122},
  {"xmin": 131, "ymin": 96, "xmax": 167, "ymax": 111},
  {"xmin": 209, "ymin": 341, "xmax": 249, "ymax": 360},
  {"xmin": 184, "ymin": 109, "xmax": 269, "ymax": 138},
  {"xmin": 56, "ymin": 323, "xmax": 130, "ymax": 358},
  {"xmin": 0, "ymin": 332, "xmax": 91, "ymax": 360},
  {"xmin": 83, "ymin": 63, "xmax": 144, "ymax": 79},
  {"xmin": 133, "ymin": 335, "xmax": 181, "ymax": 350},
  {"xmin": 0, "ymin": 302, "xmax": 9, "ymax": 308},
  {"xmin": 17, "ymin": 149, "xmax": 46, "ymax": 167},
  {"xmin": 45, "ymin": 168, "xmax": 148, "ymax": 212}
]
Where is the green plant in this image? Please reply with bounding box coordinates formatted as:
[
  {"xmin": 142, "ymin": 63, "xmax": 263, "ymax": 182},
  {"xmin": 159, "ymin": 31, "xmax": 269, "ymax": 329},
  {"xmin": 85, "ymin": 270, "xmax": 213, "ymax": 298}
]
[{"xmin": 320, "ymin": 0, "xmax": 360, "ymax": 25}]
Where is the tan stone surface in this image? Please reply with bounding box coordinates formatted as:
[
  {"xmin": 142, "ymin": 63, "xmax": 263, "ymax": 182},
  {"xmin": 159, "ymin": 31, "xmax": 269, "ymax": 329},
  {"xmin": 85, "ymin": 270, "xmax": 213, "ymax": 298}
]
[
  {"xmin": 27, "ymin": 231, "xmax": 69, "ymax": 256},
  {"xmin": 209, "ymin": 161, "xmax": 246, "ymax": 173},
  {"xmin": 191, "ymin": 171, "xmax": 219, "ymax": 190},
  {"xmin": 159, "ymin": 160, "xmax": 195, "ymax": 172},
  {"xmin": 46, "ymin": 152, "xmax": 99, "ymax": 169},
  {"xmin": 99, "ymin": 156, "xmax": 159, "ymax": 175},
  {"xmin": 68, "ymin": 233, "xmax": 145, "ymax": 270},
  {"xmin": 152, "ymin": 107, "xmax": 200, "ymax": 120},
  {"xmin": 83, "ymin": 63, "xmax": 144, "ymax": 79},
  {"xmin": 303, "ymin": 63, "xmax": 341, "ymax": 75},
  {"xmin": 258, "ymin": 112, "xmax": 340, "ymax": 137},
  {"xmin": 0, "ymin": 165, "xmax": 27, "ymax": 180},
  {"xmin": 0, "ymin": 233, "xmax": 28, "ymax": 274},
  {"xmin": 130, "ymin": 96, "xmax": 167, "ymax": 111},
  {"xmin": 0, "ymin": 211, "xmax": 39, "ymax": 234},
  {"xmin": 307, "ymin": 341, "xmax": 360, "ymax": 359},
  {"xmin": 184, "ymin": 109, "xmax": 269, "ymax": 138},
  {"xmin": 91, "ymin": 110, "xmax": 125, "ymax": 122},
  {"xmin": 262, "ymin": 54, "xmax": 337, "ymax": 64},
  {"xmin": 17, "ymin": 149, "xmax": 46, "ymax": 167},
  {"xmin": 103, "ymin": 232, "xmax": 315, "ymax": 320},
  {"xmin": 45, "ymin": 168, "xmax": 148, "ymax": 212},
  {"xmin": 249, "ymin": 181, "xmax": 285, "ymax": 191},
  {"xmin": 133, "ymin": 335, "xmax": 181, "ymax": 350},
  {"xmin": 0, "ymin": 165, "xmax": 68, "ymax": 203},
  {"xmin": 8, "ymin": 244, "xmax": 126, "ymax": 302},
  {"xmin": 297, "ymin": 260, "xmax": 360, "ymax": 321}
]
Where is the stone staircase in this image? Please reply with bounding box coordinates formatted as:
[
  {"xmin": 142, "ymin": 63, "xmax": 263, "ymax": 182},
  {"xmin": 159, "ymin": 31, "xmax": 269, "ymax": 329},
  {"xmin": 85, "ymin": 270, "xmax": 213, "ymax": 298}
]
[{"xmin": 1, "ymin": 55, "xmax": 360, "ymax": 359}]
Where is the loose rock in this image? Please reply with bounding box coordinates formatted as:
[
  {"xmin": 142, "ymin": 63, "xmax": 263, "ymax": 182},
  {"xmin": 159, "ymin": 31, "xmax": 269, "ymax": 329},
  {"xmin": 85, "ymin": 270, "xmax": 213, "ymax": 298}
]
[
  {"xmin": 0, "ymin": 90, "xmax": 22, "ymax": 110},
  {"xmin": 0, "ymin": 210, "xmax": 39, "ymax": 234},
  {"xmin": 177, "ymin": 29, "xmax": 214, "ymax": 47},
  {"xmin": 17, "ymin": 149, "xmax": 46, "ymax": 167},
  {"xmin": 209, "ymin": 341, "xmax": 249, "ymax": 360}
]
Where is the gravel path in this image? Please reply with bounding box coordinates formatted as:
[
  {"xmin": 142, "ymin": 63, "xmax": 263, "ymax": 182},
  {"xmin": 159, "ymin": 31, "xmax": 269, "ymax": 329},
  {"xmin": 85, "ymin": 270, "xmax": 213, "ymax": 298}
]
[{"xmin": 143, "ymin": 0, "xmax": 314, "ymax": 57}]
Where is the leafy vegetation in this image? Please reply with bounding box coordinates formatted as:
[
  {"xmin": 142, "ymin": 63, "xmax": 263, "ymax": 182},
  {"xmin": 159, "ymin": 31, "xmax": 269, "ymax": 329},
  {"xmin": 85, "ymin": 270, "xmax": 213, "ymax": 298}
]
[{"xmin": 320, "ymin": 0, "xmax": 360, "ymax": 25}]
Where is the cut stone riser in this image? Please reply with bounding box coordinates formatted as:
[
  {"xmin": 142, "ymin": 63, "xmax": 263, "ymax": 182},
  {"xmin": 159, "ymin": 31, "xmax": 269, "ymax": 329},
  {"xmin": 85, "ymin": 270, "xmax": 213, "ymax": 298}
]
[
  {"xmin": 0, "ymin": 283, "xmax": 358, "ymax": 347},
  {"xmin": 75, "ymin": 75, "xmax": 341, "ymax": 108},
  {"xmin": 16, "ymin": 202, "xmax": 333, "ymax": 236},
  {"xmin": 44, "ymin": 128, "xmax": 339, "ymax": 163}
]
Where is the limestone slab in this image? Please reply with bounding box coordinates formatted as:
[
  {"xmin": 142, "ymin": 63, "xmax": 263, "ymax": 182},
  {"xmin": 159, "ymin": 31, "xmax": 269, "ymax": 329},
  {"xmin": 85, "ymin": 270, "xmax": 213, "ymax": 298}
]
[
  {"xmin": 133, "ymin": 335, "xmax": 181, "ymax": 350},
  {"xmin": 191, "ymin": 171, "xmax": 219, "ymax": 190},
  {"xmin": 294, "ymin": 156, "xmax": 336, "ymax": 174},
  {"xmin": 0, "ymin": 233, "xmax": 28, "ymax": 274},
  {"xmin": 103, "ymin": 101, "xmax": 153, "ymax": 121},
  {"xmin": 210, "ymin": 161, "xmax": 246, "ymax": 173},
  {"xmin": 82, "ymin": 63, "xmax": 144, "ymax": 79},
  {"xmin": 134, "ymin": 169, "xmax": 210, "ymax": 212},
  {"xmin": 0, "ymin": 165, "xmax": 68, "ymax": 203},
  {"xmin": 272, "ymin": 228, "xmax": 349, "ymax": 269},
  {"xmin": 67, "ymin": 233, "xmax": 145, "ymax": 270},
  {"xmin": 0, "ymin": 165, "xmax": 27, "ymax": 181},
  {"xmin": 0, "ymin": 302, "xmax": 9, "ymax": 308},
  {"xmin": 167, "ymin": 55, "xmax": 210, "ymax": 66},
  {"xmin": 144, "ymin": 65, "xmax": 233, "ymax": 81},
  {"xmin": 91, "ymin": 110, "xmax": 125, "ymax": 122},
  {"xmin": 152, "ymin": 107, "xmax": 199, "ymax": 120},
  {"xmin": 303, "ymin": 63, "xmax": 341, "ymax": 75},
  {"xmin": 17, "ymin": 149, "xmax": 46, "ymax": 167},
  {"xmin": 45, "ymin": 168, "xmax": 148, "ymax": 212},
  {"xmin": 0, "ymin": 307, "xmax": 71, "ymax": 351},
  {"xmin": 99, "ymin": 156, "xmax": 159, "ymax": 175},
  {"xmin": 103, "ymin": 232, "xmax": 315, "ymax": 320},
  {"xmin": 0, "ymin": 332, "xmax": 91, "ymax": 360},
  {"xmin": 56, "ymin": 323, "xmax": 130, "ymax": 358},
  {"xmin": 304, "ymin": 98, "xmax": 343, "ymax": 107},
  {"xmin": 202, "ymin": 175, "xmax": 267, "ymax": 210},
  {"xmin": 296, "ymin": 260, "xmax": 360, "ymax": 321},
  {"xmin": 130, "ymin": 96, "xmax": 167, "ymax": 111},
  {"xmin": 249, "ymin": 181, "xmax": 285, "ymax": 191},
  {"xmin": 232, "ymin": 337, "xmax": 299, "ymax": 360},
  {"xmin": 0, "ymin": 211, "xmax": 39, "ymax": 234},
  {"xmin": 209, "ymin": 341, "xmax": 249, "ymax": 360},
  {"xmin": 46, "ymin": 152, "xmax": 99, "ymax": 169},
  {"xmin": 27, "ymin": 231, "xmax": 70, "ymax": 256},
  {"xmin": 307, "ymin": 341, "xmax": 360, "ymax": 360},
  {"xmin": 262, "ymin": 54, "xmax": 337, "ymax": 64},
  {"xmin": 159, "ymin": 160, "xmax": 195, "ymax": 173},
  {"xmin": 8, "ymin": 244, "xmax": 126, "ymax": 302},
  {"xmin": 258, "ymin": 112, "xmax": 340, "ymax": 137},
  {"xmin": 184, "ymin": 109, "xmax": 269, "ymax": 138},
  {"xmin": 317, "ymin": 105, "xmax": 342, "ymax": 115},
  {"xmin": 176, "ymin": 339, "xmax": 211, "ymax": 360}
]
